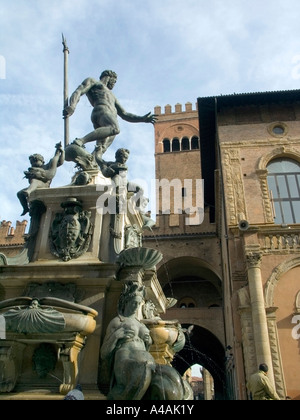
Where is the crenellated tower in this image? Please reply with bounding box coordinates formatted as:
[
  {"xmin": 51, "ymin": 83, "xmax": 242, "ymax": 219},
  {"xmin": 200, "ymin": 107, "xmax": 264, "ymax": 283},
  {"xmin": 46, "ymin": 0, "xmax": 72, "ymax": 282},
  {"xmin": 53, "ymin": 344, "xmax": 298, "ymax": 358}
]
[
  {"xmin": 0, "ymin": 220, "xmax": 28, "ymax": 257},
  {"xmin": 149, "ymin": 102, "xmax": 205, "ymax": 232}
]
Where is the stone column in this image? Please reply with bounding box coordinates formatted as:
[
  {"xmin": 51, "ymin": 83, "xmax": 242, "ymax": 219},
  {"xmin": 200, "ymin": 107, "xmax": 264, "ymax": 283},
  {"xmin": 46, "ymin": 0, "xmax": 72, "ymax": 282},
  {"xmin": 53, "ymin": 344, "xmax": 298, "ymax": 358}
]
[
  {"xmin": 203, "ymin": 368, "xmax": 214, "ymax": 400},
  {"xmin": 245, "ymin": 247, "xmax": 275, "ymax": 384}
]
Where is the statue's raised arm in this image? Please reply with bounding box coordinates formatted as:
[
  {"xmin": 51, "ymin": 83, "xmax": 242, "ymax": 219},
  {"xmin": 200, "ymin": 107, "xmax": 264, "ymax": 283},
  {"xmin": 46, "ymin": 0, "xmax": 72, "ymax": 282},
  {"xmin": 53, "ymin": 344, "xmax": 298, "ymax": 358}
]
[{"xmin": 63, "ymin": 77, "xmax": 97, "ymax": 118}]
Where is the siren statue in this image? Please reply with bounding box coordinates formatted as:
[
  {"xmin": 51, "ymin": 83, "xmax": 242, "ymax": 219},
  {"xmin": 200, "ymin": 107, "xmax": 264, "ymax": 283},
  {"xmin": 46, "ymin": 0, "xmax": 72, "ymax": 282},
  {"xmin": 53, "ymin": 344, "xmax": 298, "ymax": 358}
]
[{"xmin": 101, "ymin": 281, "xmax": 193, "ymax": 400}]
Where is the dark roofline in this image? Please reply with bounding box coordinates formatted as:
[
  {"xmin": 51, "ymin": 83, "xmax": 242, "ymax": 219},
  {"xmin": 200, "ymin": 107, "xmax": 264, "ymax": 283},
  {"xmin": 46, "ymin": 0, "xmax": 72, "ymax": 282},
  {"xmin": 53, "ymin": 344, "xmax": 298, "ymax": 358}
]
[{"xmin": 197, "ymin": 88, "xmax": 300, "ymax": 109}]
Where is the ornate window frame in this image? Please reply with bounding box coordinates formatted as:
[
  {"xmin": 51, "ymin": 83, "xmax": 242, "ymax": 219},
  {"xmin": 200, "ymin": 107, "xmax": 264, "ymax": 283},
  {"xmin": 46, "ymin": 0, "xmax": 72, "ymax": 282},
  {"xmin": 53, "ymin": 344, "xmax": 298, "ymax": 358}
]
[
  {"xmin": 267, "ymin": 122, "xmax": 288, "ymax": 138},
  {"xmin": 256, "ymin": 146, "xmax": 300, "ymax": 224}
]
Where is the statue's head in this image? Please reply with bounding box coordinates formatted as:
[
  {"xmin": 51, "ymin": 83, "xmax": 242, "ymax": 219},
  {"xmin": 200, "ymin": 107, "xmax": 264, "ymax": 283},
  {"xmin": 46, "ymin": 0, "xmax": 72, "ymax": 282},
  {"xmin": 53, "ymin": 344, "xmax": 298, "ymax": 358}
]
[
  {"xmin": 118, "ymin": 281, "xmax": 145, "ymax": 317},
  {"xmin": 115, "ymin": 148, "xmax": 130, "ymax": 163},
  {"xmin": 29, "ymin": 153, "xmax": 45, "ymax": 167},
  {"xmin": 100, "ymin": 70, "xmax": 117, "ymax": 90}
]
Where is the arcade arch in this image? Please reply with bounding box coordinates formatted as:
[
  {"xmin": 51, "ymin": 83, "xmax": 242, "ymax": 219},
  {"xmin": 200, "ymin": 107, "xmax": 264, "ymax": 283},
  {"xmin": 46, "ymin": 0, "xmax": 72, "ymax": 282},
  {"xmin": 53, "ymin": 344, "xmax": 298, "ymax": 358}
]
[
  {"xmin": 156, "ymin": 256, "xmax": 226, "ymax": 399},
  {"xmin": 173, "ymin": 324, "xmax": 226, "ymax": 400}
]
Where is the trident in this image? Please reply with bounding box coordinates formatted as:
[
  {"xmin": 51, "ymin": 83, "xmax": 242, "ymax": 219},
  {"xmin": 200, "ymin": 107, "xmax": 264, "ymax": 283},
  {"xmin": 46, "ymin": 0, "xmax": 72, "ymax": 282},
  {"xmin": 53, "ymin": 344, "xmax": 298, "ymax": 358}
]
[{"xmin": 62, "ymin": 34, "xmax": 69, "ymax": 148}]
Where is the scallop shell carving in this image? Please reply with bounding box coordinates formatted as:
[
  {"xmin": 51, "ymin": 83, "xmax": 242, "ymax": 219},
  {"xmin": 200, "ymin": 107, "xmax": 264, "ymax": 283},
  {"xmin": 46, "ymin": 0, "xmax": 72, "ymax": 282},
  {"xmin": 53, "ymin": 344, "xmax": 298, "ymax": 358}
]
[
  {"xmin": 117, "ymin": 247, "xmax": 163, "ymax": 270},
  {"xmin": 3, "ymin": 301, "xmax": 65, "ymax": 334}
]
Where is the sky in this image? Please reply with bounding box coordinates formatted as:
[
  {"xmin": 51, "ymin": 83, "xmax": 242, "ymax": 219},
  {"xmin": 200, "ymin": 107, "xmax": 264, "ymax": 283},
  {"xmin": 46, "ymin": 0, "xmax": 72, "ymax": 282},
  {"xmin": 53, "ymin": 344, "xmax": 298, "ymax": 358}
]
[{"xmin": 1, "ymin": 0, "xmax": 300, "ymax": 227}]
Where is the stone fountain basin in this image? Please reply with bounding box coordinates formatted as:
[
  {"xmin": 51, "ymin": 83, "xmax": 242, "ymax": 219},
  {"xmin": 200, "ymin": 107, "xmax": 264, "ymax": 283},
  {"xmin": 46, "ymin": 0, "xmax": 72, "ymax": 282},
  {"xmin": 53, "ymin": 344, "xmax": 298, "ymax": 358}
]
[
  {"xmin": 142, "ymin": 319, "xmax": 181, "ymax": 346},
  {"xmin": 116, "ymin": 247, "xmax": 163, "ymax": 270},
  {"xmin": 0, "ymin": 296, "xmax": 98, "ymax": 336}
]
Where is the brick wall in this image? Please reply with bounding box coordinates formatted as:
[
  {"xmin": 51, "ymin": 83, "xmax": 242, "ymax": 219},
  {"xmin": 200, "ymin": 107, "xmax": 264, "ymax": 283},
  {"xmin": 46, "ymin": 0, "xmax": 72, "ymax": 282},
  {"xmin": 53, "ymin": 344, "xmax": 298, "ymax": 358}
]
[{"xmin": 0, "ymin": 220, "xmax": 27, "ymax": 256}]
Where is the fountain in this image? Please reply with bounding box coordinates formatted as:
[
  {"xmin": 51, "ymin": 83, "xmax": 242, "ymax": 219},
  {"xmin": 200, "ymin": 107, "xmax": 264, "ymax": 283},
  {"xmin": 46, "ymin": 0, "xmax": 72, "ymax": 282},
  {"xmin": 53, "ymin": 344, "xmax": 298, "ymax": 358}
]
[{"xmin": 0, "ymin": 49, "xmax": 192, "ymax": 400}]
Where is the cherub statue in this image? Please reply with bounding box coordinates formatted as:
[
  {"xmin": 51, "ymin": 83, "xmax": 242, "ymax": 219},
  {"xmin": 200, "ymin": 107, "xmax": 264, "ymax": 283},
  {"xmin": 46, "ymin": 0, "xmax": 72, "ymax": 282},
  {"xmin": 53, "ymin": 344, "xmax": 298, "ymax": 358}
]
[{"xmin": 17, "ymin": 142, "xmax": 65, "ymax": 215}]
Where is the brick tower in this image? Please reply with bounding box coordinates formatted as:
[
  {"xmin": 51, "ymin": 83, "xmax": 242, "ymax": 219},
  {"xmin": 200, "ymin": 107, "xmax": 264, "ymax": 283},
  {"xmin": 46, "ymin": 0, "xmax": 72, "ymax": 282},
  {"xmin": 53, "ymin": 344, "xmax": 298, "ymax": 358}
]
[{"xmin": 143, "ymin": 102, "xmax": 225, "ymax": 400}]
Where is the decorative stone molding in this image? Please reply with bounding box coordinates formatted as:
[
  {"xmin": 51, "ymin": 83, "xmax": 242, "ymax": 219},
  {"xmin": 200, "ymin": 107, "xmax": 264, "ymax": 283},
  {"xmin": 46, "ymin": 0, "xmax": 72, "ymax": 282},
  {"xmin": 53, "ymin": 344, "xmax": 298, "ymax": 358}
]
[
  {"xmin": 222, "ymin": 148, "xmax": 247, "ymax": 226},
  {"xmin": 256, "ymin": 169, "xmax": 274, "ymax": 223},
  {"xmin": 266, "ymin": 308, "xmax": 286, "ymax": 399},
  {"xmin": 265, "ymin": 256, "xmax": 300, "ymax": 307},
  {"xmin": 257, "ymin": 146, "xmax": 300, "ymax": 170},
  {"xmin": 267, "ymin": 122, "xmax": 288, "ymax": 138},
  {"xmin": 257, "ymin": 146, "xmax": 300, "ymax": 224}
]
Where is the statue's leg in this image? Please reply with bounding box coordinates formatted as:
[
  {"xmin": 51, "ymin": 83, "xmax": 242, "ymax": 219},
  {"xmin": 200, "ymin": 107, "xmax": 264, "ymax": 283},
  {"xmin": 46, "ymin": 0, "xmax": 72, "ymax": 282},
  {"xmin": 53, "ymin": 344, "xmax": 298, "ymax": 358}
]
[
  {"xmin": 17, "ymin": 189, "xmax": 29, "ymax": 216},
  {"xmin": 93, "ymin": 135, "xmax": 116, "ymax": 164},
  {"xmin": 90, "ymin": 108, "xmax": 120, "ymax": 142},
  {"xmin": 26, "ymin": 180, "xmax": 45, "ymax": 195},
  {"xmin": 81, "ymin": 126, "xmax": 119, "ymax": 145}
]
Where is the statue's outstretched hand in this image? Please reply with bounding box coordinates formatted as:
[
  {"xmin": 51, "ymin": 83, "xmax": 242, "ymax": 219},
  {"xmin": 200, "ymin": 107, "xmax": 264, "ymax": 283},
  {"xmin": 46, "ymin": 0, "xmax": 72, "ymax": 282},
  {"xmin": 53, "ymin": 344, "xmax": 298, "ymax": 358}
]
[{"xmin": 143, "ymin": 112, "xmax": 158, "ymax": 125}]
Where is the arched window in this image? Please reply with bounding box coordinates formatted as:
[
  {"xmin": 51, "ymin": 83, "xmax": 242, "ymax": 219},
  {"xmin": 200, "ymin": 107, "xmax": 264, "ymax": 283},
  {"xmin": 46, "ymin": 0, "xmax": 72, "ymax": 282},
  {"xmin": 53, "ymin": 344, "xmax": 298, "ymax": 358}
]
[
  {"xmin": 163, "ymin": 138, "xmax": 170, "ymax": 153},
  {"xmin": 267, "ymin": 158, "xmax": 300, "ymax": 224},
  {"xmin": 191, "ymin": 136, "xmax": 199, "ymax": 149},
  {"xmin": 181, "ymin": 137, "xmax": 190, "ymax": 151},
  {"xmin": 172, "ymin": 138, "xmax": 180, "ymax": 152}
]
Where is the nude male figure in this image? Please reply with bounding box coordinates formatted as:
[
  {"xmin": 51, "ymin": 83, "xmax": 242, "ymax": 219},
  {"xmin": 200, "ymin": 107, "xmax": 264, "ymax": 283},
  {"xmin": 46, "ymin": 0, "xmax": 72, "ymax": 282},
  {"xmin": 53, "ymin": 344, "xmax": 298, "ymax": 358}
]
[{"xmin": 63, "ymin": 70, "xmax": 157, "ymax": 164}]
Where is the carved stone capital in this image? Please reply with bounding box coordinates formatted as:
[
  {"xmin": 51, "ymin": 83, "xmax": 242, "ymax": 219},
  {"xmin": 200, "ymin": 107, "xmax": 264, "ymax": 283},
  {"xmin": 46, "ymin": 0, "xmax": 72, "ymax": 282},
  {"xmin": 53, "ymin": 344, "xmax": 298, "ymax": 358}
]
[{"xmin": 245, "ymin": 250, "xmax": 262, "ymax": 268}]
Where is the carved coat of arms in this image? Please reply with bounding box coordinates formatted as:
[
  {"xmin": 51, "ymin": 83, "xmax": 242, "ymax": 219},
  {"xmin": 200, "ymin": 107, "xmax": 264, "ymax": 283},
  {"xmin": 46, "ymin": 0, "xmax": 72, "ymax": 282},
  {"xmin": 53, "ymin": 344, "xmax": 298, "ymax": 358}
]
[{"xmin": 49, "ymin": 197, "xmax": 93, "ymax": 261}]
